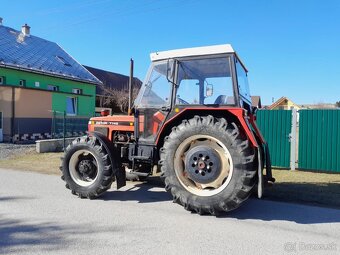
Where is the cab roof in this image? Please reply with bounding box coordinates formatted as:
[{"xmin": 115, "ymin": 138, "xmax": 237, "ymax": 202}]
[{"xmin": 150, "ymin": 44, "xmax": 247, "ymax": 71}]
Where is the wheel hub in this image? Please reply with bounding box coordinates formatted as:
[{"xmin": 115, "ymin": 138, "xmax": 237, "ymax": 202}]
[
  {"xmin": 185, "ymin": 145, "xmax": 221, "ymax": 184},
  {"xmin": 78, "ymin": 159, "xmax": 96, "ymax": 178}
]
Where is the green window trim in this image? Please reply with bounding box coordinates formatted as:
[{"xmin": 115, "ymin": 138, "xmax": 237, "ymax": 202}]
[{"xmin": 0, "ymin": 84, "xmax": 93, "ymax": 97}]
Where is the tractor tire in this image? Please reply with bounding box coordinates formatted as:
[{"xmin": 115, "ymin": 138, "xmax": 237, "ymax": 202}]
[
  {"xmin": 160, "ymin": 115, "xmax": 256, "ymax": 215},
  {"xmin": 60, "ymin": 136, "xmax": 114, "ymax": 198}
]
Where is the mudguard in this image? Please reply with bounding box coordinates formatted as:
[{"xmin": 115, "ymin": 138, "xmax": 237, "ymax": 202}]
[
  {"xmin": 264, "ymin": 143, "xmax": 275, "ymax": 183},
  {"xmin": 89, "ymin": 131, "xmax": 126, "ymax": 189},
  {"xmin": 257, "ymin": 148, "xmax": 263, "ymax": 198},
  {"xmin": 155, "ymin": 107, "xmax": 259, "ymax": 147}
]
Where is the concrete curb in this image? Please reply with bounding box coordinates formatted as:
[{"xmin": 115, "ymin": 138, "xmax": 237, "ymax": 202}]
[{"xmin": 36, "ymin": 138, "xmax": 77, "ymax": 153}]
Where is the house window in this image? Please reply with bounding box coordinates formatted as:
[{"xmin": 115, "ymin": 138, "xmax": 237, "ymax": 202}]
[
  {"xmin": 19, "ymin": 79, "xmax": 26, "ymax": 86},
  {"xmin": 72, "ymin": 88, "xmax": 82, "ymax": 94},
  {"xmin": 35, "ymin": 81, "xmax": 40, "ymax": 87},
  {"xmin": 0, "ymin": 76, "xmax": 4, "ymax": 85},
  {"xmin": 47, "ymin": 85, "xmax": 59, "ymax": 91},
  {"xmin": 66, "ymin": 97, "xmax": 77, "ymax": 115}
]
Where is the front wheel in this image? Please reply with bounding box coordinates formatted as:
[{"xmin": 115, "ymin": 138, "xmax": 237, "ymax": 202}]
[
  {"xmin": 160, "ymin": 115, "xmax": 257, "ymax": 215},
  {"xmin": 60, "ymin": 136, "xmax": 114, "ymax": 198}
]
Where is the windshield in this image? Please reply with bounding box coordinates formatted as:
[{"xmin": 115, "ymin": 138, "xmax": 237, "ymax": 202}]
[
  {"xmin": 135, "ymin": 61, "xmax": 173, "ymax": 108},
  {"xmin": 176, "ymin": 56, "xmax": 234, "ymax": 105}
]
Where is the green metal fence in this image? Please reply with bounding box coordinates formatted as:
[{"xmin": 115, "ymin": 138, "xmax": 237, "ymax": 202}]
[
  {"xmin": 298, "ymin": 109, "xmax": 340, "ymax": 173},
  {"xmin": 51, "ymin": 111, "xmax": 91, "ymax": 139},
  {"xmin": 256, "ymin": 110, "xmax": 292, "ymax": 168}
]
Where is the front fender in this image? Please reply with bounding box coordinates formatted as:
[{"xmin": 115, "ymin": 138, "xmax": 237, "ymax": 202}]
[{"xmin": 88, "ymin": 131, "xmax": 126, "ymax": 189}]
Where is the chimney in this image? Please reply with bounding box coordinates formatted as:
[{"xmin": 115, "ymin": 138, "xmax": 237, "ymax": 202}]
[
  {"xmin": 0, "ymin": 17, "xmax": 3, "ymax": 26},
  {"xmin": 21, "ymin": 23, "xmax": 30, "ymax": 36}
]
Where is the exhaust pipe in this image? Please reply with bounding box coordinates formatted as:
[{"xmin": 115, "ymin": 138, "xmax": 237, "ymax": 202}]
[{"xmin": 128, "ymin": 58, "xmax": 134, "ymax": 115}]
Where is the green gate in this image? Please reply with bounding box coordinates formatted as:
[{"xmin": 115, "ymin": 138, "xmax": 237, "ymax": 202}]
[
  {"xmin": 256, "ymin": 110, "xmax": 292, "ymax": 168},
  {"xmin": 298, "ymin": 110, "xmax": 340, "ymax": 173}
]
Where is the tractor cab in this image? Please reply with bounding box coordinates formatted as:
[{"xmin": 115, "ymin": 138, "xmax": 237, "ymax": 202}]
[{"xmin": 133, "ymin": 44, "xmax": 252, "ymax": 142}]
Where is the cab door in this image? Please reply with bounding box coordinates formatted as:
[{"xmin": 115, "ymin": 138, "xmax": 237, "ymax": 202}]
[
  {"xmin": 135, "ymin": 60, "xmax": 174, "ymax": 143},
  {"xmin": 138, "ymin": 108, "xmax": 167, "ymax": 143}
]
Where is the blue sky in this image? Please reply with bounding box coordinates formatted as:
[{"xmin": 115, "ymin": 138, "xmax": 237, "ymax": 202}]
[{"xmin": 2, "ymin": 0, "xmax": 339, "ymax": 105}]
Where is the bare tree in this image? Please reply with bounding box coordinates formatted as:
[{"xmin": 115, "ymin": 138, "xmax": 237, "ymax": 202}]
[{"xmin": 99, "ymin": 83, "xmax": 139, "ymax": 113}]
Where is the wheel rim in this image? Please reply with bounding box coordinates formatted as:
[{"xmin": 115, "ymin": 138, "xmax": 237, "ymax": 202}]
[
  {"xmin": 69, "ymin": 149, "xmax": 99, "ymax": 187},
  {"xmin": 174, "ymin": 135, "xmax": 233, "ymax": 196}
]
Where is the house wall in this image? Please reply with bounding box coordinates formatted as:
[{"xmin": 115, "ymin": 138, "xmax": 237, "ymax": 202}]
[
  {"xmin": 285, "ymin": 100, "xmax": 298, "ymax": 110},
  {"xmin": 13, "ymin": 88, "xmax": 52, "ymax": 141},
  {"xmin": 0, "ymin": 67, "xmax": 95, "ymax": 94},
  {"xmin": 0, "ymin": 86, "xmax": 53, "ymax": 141},
  {"xmin": 15, "ymin": 88, "xmax": 52, "ymax": 118},
  {"xmin": 52, "ymin": 93, "xmax": 94, "ymax": 116},
  {"xmin": 0, "ymin": 67, "xmax": 96, "ymax": 116},
  {"xmin": 0, "ymin": 67, "xmax": 96, "ymax": 142},
  {"xmin": 0, "ymin": 87, "xmax": 13, "ymax": 141},
  {"xmin": 272, "ymin": 100, "xmax": 300, "ymax": 110}
]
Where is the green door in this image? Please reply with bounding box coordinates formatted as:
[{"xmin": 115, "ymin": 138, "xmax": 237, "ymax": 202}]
[
  {"xmin": 298, "ymin": 110, "xmax": 340, "ymax": 173},
  {"xmin": 256, "ymin": 110, "xmax": 292, "ymax": 168}
]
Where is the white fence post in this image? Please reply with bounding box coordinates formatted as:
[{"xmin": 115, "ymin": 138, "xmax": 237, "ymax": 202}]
[{"xmin": 290, "ymin": 108, "xmax": 298, "ymax": 170}]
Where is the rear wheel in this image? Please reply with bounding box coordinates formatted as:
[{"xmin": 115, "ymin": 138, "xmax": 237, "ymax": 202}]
[
  {"xmin": 60, "ymin": 136, "xmax": 114, "ymax": 198},
  {"xmin": 160, "ymin": 115, "xmax": 256, "ymax": 215}
]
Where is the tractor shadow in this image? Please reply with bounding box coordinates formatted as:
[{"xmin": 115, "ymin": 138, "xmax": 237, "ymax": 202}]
[
  {"xmin": 226, "ymin": 181, "xmax": 340, "ymax": 224},
  {"xmin": 100, "ymin": 176, "xmax": 172, "ymax": 203},
  {"xmin": 226, "ymin": 197, "xmax": 340, "ymax": 225},
  {"xmin": 100, "ymin": 178, "xmax": 340, "ymax": 224}
]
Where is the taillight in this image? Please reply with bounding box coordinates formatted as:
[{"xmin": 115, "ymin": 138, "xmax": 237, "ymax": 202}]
[{"xmin": 100, "ymin": 110, "xmax": 110, "ymax": 116}]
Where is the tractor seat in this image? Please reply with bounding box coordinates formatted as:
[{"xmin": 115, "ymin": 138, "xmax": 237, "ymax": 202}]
[{"xmin": 214, "ymin": 95, "xmax": 227, "ymax": 104}]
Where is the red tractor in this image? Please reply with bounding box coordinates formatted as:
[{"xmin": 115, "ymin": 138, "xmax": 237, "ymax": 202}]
[{"xmin": 61, "ymin": 44, "xmax": 274, "ymax": 215}]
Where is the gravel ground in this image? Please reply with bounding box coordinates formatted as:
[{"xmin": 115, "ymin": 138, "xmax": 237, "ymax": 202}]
[{"xmin": 0, "ymin": 143, "xmax": 36, "ymax": 160}]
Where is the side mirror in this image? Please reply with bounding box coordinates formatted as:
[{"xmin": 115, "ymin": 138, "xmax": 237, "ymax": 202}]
[{"xmin": 206, "ymin": 84, "xmax": 213, "ymax": 97}]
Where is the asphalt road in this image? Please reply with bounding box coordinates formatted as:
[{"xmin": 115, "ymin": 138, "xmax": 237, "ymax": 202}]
[{"xmin": 0, "ymin": 168, "xmax": 339, "ymax": 255}]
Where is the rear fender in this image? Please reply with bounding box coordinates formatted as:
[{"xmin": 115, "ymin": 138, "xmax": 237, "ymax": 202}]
[
  {"xmin": 89, "ymin": 131, "xmax": 126, "ymax": 189},
  {"xmin": 248, "ymin": 115, "xmax": 274, "ymax": 183},
  {"xmin": 156, "ymin": 108, "xmax": 259, "ymax": 148},
  {"xmin": 248, "ymin": 115, "xmax": 265, "ymax": 144}
]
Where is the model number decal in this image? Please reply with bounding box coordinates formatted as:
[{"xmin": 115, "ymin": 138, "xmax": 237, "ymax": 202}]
[{"xmin": 94, "ymin": 121, "xmax": 131, "ymax": 126}]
